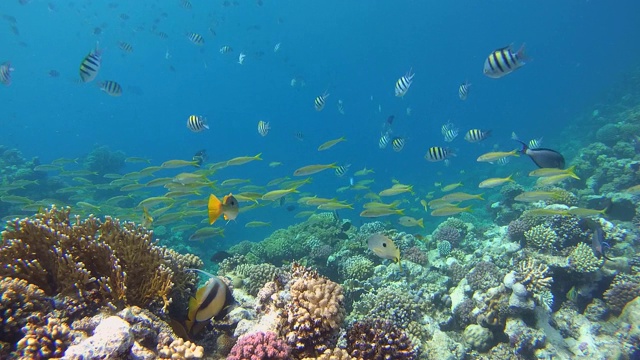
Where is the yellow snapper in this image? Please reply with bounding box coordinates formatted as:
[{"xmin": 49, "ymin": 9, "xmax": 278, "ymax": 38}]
[
  {"xmin": 317, "ymin": 202, "xmax": 353, "ymax": 210},
  {"xmin": 476, "ymin": 150, "xmax": 519, "ymax": 162},
  {"xmin": 478, "ymin": 175, "xmax": 514, "ymax": 188},
  {"xmin": 261, "ymin": 188, "xmax": 298, "ymax": 201},
  {"xmin": 535, "ymin": 173, "xmax": 576, "ymax": 187},
  {"xmin": 367, "ymin": 233, "xmax": 402, "ymax": 270},
  {"xmin": 624, "ymin": 184, "xmax": 640, "ymax": 194},
  {"xmin": 221, "ymin": 178, "xmax": 251, "ymax": 187},
  {"xmin": 398, "ymin": 216, "xmax": 424, "ymax": 228},
  {"xmin": 354, "ymin": 167, "xmax": 374, "ymax": 176},
  {"xmin": 525, "ymin": 208, "xmax": 570, "ymax": 217},
  {"xmin": 269, "ymin": 162, "xmax": 283, "ymax": 167},
  {"xmin": 188, "ymin": 227, "xmax": 225, "ymax": 241},
  {"xmin": 245, "ymin": 221, "xmax": 271, "ymax": 228},
  {"xmin": 226, "ymin": 153, "xmax": 263, "ymax": 166},
  {"xmin": 379, "ymin": 185, "xmax": 413, "ymax": 197},
  {"xmin": 430, "ymin": 205, "xmax": 471, "ymax": 217},
  {"xmin": 360, "ymin": 207, "xmax": 404, "ymax": 218},
  {"xmin": 161, "ymin": 159, "xmax": 199, "ymax": 169},
  {"xmin": 441, "ymin": 192, "xmax": 484, "ymax": 202},
  {"xmin": 514, "ymin": 191, "xmax": 560, "ymax": 202},
  {"xmin": 317, "ymin": 136, "xmax": 346, "ymax": 151},
  {"xmin": 529, "ymin": 165, "xmax": 579, "ymax": 179},
  {"xmin": 566, "ymin": 207, "xmax": 607, "ymax": 217},
  {"xmin": 293, "ymin": 163, "xmax": 337, "ymax": 176},
  {"xmin": 185, "ymin": 269, "xmax": 235, "ymax": 335},
  {"xmin": 441, "ymin": 182, "xmax": 463, "ymax": 192}
]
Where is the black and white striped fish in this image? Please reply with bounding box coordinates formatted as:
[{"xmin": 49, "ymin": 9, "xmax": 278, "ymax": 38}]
[
  {"xmin": 483, "ymin": 44, "xmax": 527, "ymax": 79},
  {"xmin": 335, "ymin": 164, "xmax": 351, "ymax": 177},
  {"xmin": 528, "ymin": 137, "xmax": 543, "ymax": 149},
  {"xmin": 425, "ymin": 147, "xmax": 454, "ymax": 162},
  {"xmin": 464, "ymin": 129, "xmax": 491, "ymax": 143},
  {"xmin": 187, "ymin": 32, "xmax": 205, "ymax": 45},
  {"xmin": 458, "ymin": 81, "xmax": 471, "ymax": 100},
  {"xmin": 219, "ymin": 45, "xmax": 232, "ymax": 54},
  {"xmin": 79, "ymin": 43, "xmax": 102, "ymax": 83},
  {"xmin": 99, "ymin": 80, "xmax": 123, "ymax": 96},
  {"xmin": 314, "ymin": 91, "xmax": 329, "ymax": 111},
  {"xmin": 0, "ymin": 62, "xmax": 14, "ymax": 86},
  {"xmin": 257, "ymin": 120, "xmax": 270, "ymax": 136},
  {"xmin": 392, "ymin": 137, "xmax": 405, "ymax": 152},
  {"xmin": 187, "ymin": 115, "xmax": 209, "ymax": 132},
  {"xmin": 379, "ymin": 132, "xmax": 391, "ymax": 149},
  {"xmin": 118, "ymin": 41, "xmax": 133, "ymax": 53},
  {"xmin": 395, "ymin": 68, "xmax": 415, "ymax": 97}
]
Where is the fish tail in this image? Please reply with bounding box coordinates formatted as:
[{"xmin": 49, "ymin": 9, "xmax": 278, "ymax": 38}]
[
  {"xmin": 513, "ymin": 139, "xmax": 528, "ymax": 154},
  {"xmin": 515, "ymin": 43, "xmax": 528, "ymax": 62},
  {"xmin": 417, "ymin": 218, "xmax": 424, "ymax": 228},
  {"xmin": 464, "ymin": 206, "xmax": 473, "ymax": 213},
  {"xmin": 397, "ymin": 258, "xmax": 403, "ymax": 272},
  {"xmin": 566, "ymin": 165, "xmax": 580, "ymax": 180},
  {"xmin": 477, "ymin": 194, "xmax": 485, "ymax": 201},
  {"xmin": 208, "ymin": 194, "xmax": 223, "ymax": 225}
]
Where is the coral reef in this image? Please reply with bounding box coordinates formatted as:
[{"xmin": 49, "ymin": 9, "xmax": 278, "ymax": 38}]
[
  {"xmin": 227, "ymin": 331, "xmax": 290, "ymax": 360},
  {"xmin": 466, "ymin": 261, "xmax": 502, "ymax": 292},
  {"xmin": 524, "ymin": 224, "xmax": 559, "ymax": 250},
  {"xmin": 568, "ymin": 242, "xmax": 603, "ymax": 273},
  {"xmin": 16, "ymin": 316, "xmax": 73, "ymax": 358},
  {"xmin": 0, "ymin": 277, "xmax": 51, "ymax": 345},
  {"xmin": 345, "ymin": 319, "xmax": 416, "ymax": 360},
  {"xmin": 603, "ymin": 274, "xmax": 640, "ymax": 314}
]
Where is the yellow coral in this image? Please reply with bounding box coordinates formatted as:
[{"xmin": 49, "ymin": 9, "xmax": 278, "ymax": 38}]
[
  {"xmin": 517, "ymin": 258, "xmax": 553, "ymax": 293},
  {"xmin": 569, "ymin": 242, "xmax": 603, "ymax": 273},
  {"xmin": 16, "ymin": 316, "xmax": 72, "ymax": 358},
  {"xmin": 302, "ymin": 347, "xmax": 354, "ymax": 360},
  {"xmin": 157, "ymin": 338, "xmax": 204, "ymax": 359}
]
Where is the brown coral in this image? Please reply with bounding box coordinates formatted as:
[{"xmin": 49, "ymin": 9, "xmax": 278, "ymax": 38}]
[
  {"xmin": 157, "ymin": 338, "xmax": 204, "ymax": 359},
  {"xmin": 0, "ymin": 206, "xmax": 192, "ymax": 314},
  {"xmin": 16, "ymin": 316, "xmax": 73, "ymax": 358},
  {"xmin": 0, "ymin": 277, "xmax": 51, "ymax": 344},
  {"xmin": 516, "ymin": 258, "xmax": 553, "ymax": 293},
  {"xmin": 280, "ymin": 262, "xmax": 345, "ymax": 357},
  {"xmin": 302, "ymin": 347, "xmax": 354, "ymax": 360}
]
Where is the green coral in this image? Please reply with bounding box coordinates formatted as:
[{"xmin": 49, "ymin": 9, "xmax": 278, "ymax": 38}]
[
  {"xmin": 340, "ymin": 255, "xmax": 374, "ymax": 281},
  {"xmin": 437, "ymin": 241, "xmax": 451, "ymax": 257},
  {"xmin": 234, "ymin": 263, "xmax": 282, "ymax": 296},
  {"xmin": 524, "ymin": 224, "xmax": 559, "ymax": 250},
  {"xmin": 568, "ymin": 242, "xmax": 603, "ymax": 273}
]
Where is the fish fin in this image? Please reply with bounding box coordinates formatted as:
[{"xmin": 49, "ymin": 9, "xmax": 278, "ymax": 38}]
[
  {"xmin": 477, "ymin": 194, "xmax": 485, "ymax": 201},
  {"xmin": 254, "ymin": 152, "xmax": 263, "ymax": 160},
  {"xmin": 566, "ymin": 165, "xmax": 580, "ymax": 180},
  {"xmin": 208, "ymin": 194, "xmax": 222, "ymax": 225},
  {"xmin": 464, "ymin": 206, "xmax": 473, "ymax": 213},
  {"xmin": 515, "ymin": 43, "xmax": 529, "ymax": 62},
  {"xmin": 417, "ymin": 218, "xmax": 424, "ymax": 228},
  {"xmin": 396, "ymin": 257, "xmax": 403, "ymax": 272}
]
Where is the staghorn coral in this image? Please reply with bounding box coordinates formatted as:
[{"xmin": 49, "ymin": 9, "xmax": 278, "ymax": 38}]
[
  {"xmin": 524, "ymin": 224, "xmax": 559, "ymax": 250},
  {"xmin": 340, "ymin": 255, "xmax": 374, "ymax": 281},
  {"xmin": 15, "ymin": 316, "xmax": 73, "ymax": 358},
  {"xmin": 515, "ymin": 259, "xmax": 553, "ymax": 294},
  {"xmin": 0, "ymin": 206, "xmax": 180, "ymax": 313},
  {"xmin": 603, "ymin": 274, "xmax": 640, "ymax": 314},
  {"xmin": 0, "ymin": 277, "xmax": 51, "ymax": 344},
  {"xmin": 280, "ymin": 262, "xmax": 345, "ymax": 357},
  {"xmin": 568, "ymin": 242, "xmax": 603, "ymax": 273},
  {"xmin": 345, "ymin": 319, "xmax": 416, "ymax": 360},
  {"xmin": 227, "ymin": 331, "xmax": 290, "ymax": 360}
]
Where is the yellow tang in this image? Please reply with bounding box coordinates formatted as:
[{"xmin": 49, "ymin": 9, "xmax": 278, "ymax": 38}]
[
  {"xmin": 226, "ymin": 153, "xmax": 263, "ymax": 166},
  {"xmin": 317, "ymin": 136, "xmax": 346, "ymax": 151},
  {"xmin": 367, "ymin": 233, "xmax": 402, "ymax": 271},
  {"xmin": 293, "ymin": 163, "xmax": 337, "ymax": 176}
]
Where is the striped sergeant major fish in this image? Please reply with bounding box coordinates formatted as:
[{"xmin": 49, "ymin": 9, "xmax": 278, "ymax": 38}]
[
  {"xmin": 335, "ymin": 164, "xmax": 351, "ymax": 177},
  {"xmin": 187, "ymin": 115, "xmax": 209, "ymax": 132},
  {"xmin": 395, "ymin": 68, "xmax": 415, "ymax": 97},
  {"xmin": 314, "ymin": 91, "xmax": 329, "ymax": 111},
  {"xmin": 187, "ymin": 32, "xmax": 205, "ymax": 45},
  {"xmin": 464, "ymin": 129, "xmax": 491, "ymax": 143},
  {"xmin": 79, "ymin": 42, "xmax": 102, "ymax": 83},
  {"xmin": 0, "ymin": 62, "xmax": 14, "ymax": 86},
  {"xmin": 425, "ymin": 147, "xmax": 454, "ymax": 162},
  {"xmin": 483, "ymin": 44, "xmax": 527, "ymax": 79},
  {"xmin": 99, "ymin": 80, "xmax": 123, "ymax": 96},
  {"xmin": 392, "ymin": 137, "xmax": 405, "ymax": 152},
  {"xmin": 458, "ymin": 81, "xmax": 471, "ymax": 100},
  {"xmin": 379, "ymin": 131, "xmax": 391, "ymax": 149}
]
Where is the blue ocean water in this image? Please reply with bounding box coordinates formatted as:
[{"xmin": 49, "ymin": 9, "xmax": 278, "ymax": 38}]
[{"xmin": 1, "ymin": 1, "xmax": 640, "ymax": 247}]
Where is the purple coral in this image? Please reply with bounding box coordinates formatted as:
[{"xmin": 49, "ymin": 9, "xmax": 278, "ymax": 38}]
[
  {"xmin": 403, "ymin": 246, "xmax": 428, "ymax": 266},
  {"xmin": 467, "ymin": 261, "xmax": 502, "ymax": 292},
  {"xmin": 227, "ymin": 332, "xmax": 290, "ymax": 360},
  {"xmin": 507, "ymin": 219, "xmax": 530, "ymax": 242},
  {"xmin": 433, "ymin": 226, "xmax": 462, "ymax": 246}
]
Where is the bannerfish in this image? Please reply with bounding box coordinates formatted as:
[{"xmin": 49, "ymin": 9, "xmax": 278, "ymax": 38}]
[
  {"xmin": 514, "ymin": 139, "xmax": 565, "ymax": 169},
  {"xmin": 367, "ymin": 233, "xmax": 402, "ymax": 271},
  {"xmin": 208, "ymin": 193, "xmax": 239, "ymax": 225},
  {"xmin": 184, "ymin": 269, "xmax": 235, "ymax": 335}
]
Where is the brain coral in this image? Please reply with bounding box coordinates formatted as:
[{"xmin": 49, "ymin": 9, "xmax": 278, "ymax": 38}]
[{"xmin": 280, "ymin": 263, "xmax": 345, "ymax": 357}]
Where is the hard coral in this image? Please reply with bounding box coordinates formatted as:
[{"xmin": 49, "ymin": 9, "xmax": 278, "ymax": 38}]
[
  {"xmin": 301, "ymin": 347, "xmax": 353, "ymax": 360},
  {"xmin": 524, "ymin": 224, "xmax": 559, "ymax": 250},
  {"xmin": 467, "ymin": 261, "xmax": 502, "ymax": 292},
  {"xmin": 346, "ymin": 319, "xmax": 417, "ymax": 360},
  {"xmin": 227, "ymin": 331, "xmax": 290, "ymax": 360},
  {"xmin": 16, "ymin": 316, "xmax": 73, "ymax": 358},
  {"xmin": 432, "ymin": 226, "xmax": 461, "ymax": 247},
  {"xmin": 280, "ymin": 263, "xmax": 345, "ymax": 357},
  {"xmin": 0, "ymin": 206, "xmax": 178, "ymax": 313},
  {"xmin": 340, "ymin": 255, "xmax": 374, "ymax": 281},
  {"xmin": 568, "ymin": 242, "xmax": 602, "ymax": 273},
  {"xmin": 516, "ymin": 259, "xmax": 553, "ymax": 294},
  {"xmin": 603, "ymin": 274, "xmax": 640, "ymax": 314},
  {"xmin": 157, "ymin": 338, "xmax": 204, "ymax": 359},
  {"xmin": 0, "ymin": 277, "xmax": 50, "ymax": 344}
]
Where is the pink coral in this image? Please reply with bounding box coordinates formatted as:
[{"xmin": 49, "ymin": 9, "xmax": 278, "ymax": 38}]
[{"xmin": 227, "ymin": 331, "xmax": 290, "ymax": 360}]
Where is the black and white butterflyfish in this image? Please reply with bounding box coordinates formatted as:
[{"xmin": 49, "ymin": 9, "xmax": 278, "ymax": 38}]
[
  {"xmin": 392, "ymin": 137, "xmax": 406, "ymax": 152},
  {"xmin": 79, "ymin": 42, "xmax": 102, "ymax": 83},
  {"xmin": 458, "ymin": 81, "xmax": 471, "ymax": 100},
  {"xmin": 335, "ymin": 164, "xmax": 351, "ymax": 177},
  {"xmin": 483, "ymin": 44, "xmax": 527, "ymax": 79},
  {"xmin": 187, "ymin": 115, "xmax": 209, "ymax": 132},
  {"xmin": 395, "ymin": 68, "xmax": 415, "ymax": 97}
]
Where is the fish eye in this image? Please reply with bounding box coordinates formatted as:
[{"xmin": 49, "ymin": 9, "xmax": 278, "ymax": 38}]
[{"xmin": 382, "ymin": 243, "xmax": 387, "ymax": 247}]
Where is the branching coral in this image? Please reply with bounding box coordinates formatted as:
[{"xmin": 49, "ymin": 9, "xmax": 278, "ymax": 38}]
[
  {"xmin": 345, "ymin": 319, "xmax": 417, "ymax": 360},
  {"xmin": 0, "ymin": 277, "xmax": 51, "ymax": 344},
  {"xmin": 16, "ymin": 316, "xmax": 73, "ymax": 358},
  {"xmin": 0, "ymin": 206, "xmax": 187, "ymax": 314},
  {"xmin": 340, "ymin": 255, "xmax": 374, "ymax": 281},
  {"xmin": 524, "ymin": 224, "xmax": 559, "ymax": 250},
  {"xmin": 568, "ymin": 242, "xmax": 603, "ymax": 273},
  {"xmin": 280, "ymin": 262, "xmax": 345, "ymax": 357},
  {"xmin": 516, "ymin": 259, "xmax": 553, "ymax": 294},
  {"xmin": 227, "ymin": 331, "xmax": 290, "ymax": 360}
]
